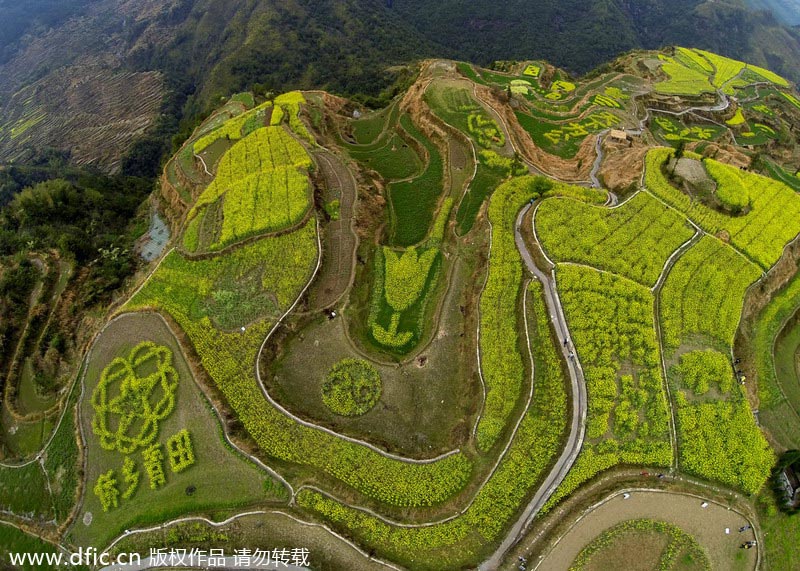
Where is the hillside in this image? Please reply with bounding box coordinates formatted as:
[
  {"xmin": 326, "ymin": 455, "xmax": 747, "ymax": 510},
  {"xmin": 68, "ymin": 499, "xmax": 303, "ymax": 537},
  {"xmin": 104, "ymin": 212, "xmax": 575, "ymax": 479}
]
[
  {"xmin": 3, "ymin": 0, "xmax": 800, "ymax": 173},
  {"xmin": 2, "ymin": 44, "xmax": 800, "ymax": 570},
  {"xmin": 746, "ymin": 0, "xmax": 800, "ymax": 25}
]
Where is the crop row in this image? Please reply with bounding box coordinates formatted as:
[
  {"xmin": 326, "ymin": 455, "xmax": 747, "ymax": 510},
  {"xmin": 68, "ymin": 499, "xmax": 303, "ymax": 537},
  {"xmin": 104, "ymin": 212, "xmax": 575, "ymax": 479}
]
[
  {"xmin": 660, "ymin": 235, "xmax": 760, "ymax": 353},
  {"xmin": 186, "ymin": 126, "xmax": 313, "ymax": 252},
  {"xmin": 672, "ymin": 350, "xmax": 773, "ymax": 494},
  {"xmin": 544, "ymin": 265, "xmax": 672, "ymax": 510},
  {"xmin": 128, "ymin": 224, "xmax": 474, "ymax": 507},
  {"xmin": 193, "ymin": 100, "xmax": 272, "ymax": 153},
  {"xmin": 645, "ymin": 148, "xmax": 800, "ymax": 269},
  {"xmin": 536, "ymin": 191, "xmax": 694, "ymax": 287},
  {"xmin": 296, "ymin": 280, "xmax": 568, "ymax": 570}
]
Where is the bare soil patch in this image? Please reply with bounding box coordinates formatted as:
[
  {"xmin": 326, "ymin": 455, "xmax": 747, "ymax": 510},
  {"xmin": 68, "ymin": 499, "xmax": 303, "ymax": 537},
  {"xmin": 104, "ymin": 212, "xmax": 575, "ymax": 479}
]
[{"xmin": 539, "ymin": 491, "xmax": 756, "ymax": 571}]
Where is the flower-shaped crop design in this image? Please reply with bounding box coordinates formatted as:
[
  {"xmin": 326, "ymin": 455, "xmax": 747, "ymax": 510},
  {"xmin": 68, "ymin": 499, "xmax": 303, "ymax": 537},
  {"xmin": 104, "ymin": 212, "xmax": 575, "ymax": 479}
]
[{"xmin": 91, "ymin": 341, "xmax": 179, "ymax": 454}]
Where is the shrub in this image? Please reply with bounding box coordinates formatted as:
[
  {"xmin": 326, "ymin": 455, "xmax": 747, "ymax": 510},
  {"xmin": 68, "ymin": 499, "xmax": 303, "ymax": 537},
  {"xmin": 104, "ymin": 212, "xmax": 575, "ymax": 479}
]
[
  {"xmin": 121, "ymin": 456, "xmax": 139, "ymax": 500},
  {"xmin": 142, "ymin": 443, "xmax": 166, "ymax": 490}
]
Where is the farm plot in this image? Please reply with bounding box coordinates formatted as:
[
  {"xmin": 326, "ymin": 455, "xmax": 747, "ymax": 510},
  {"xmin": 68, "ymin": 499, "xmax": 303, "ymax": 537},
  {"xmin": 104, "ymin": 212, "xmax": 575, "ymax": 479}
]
[
  {"xmin": 515, "ymin": 110, "xmax": 620, "ymax": 159},
  {"xmin": 654, "ymin": 48, "xmax": 788, "ymax": 96},
  {"xmin": 651, "ymin": 116, "xmax": 726, "ymax": 146},
  {"xmin": 348, "ymin": 131, "xmax": 422, "ymax": 180},
  {"xmin": 0, "ymin": 360, "xmax": 81, "ymax": 526},
  {"xmin": 544, "ymin": 265, "xmax": 672, "ymax": 510},
  {"xmin": 193, "ymin": 101, "xmax": 272, "ymax": 154},
  {"xmin": 128, "ymin": 224, "xmax": 475, "ymax": 508},
  {"xmin": 750, "ymin": 268, "xmax": 800, "ymax": 449},
  {"xmin": 569, "ymin": 519, "xmax": 710, "ymax": 571},
  {"xmin": 184, "ymin": 126, "xmax": 313, "ymax": 254},
  {"xmin": 424, "ymin": 79, "xmax": 524, "ymax": 235},
  {"xmin": 72, "ymin": 312, "xmax": 281, "ymax": 548},
  {"xmin": 478, "ymin": 177, "xmax": 604, "ymax": 451},
  {"xmin": 425, "ymin": 82, "xmax": 506, "ymax": 149},
  {"xmin": 349, "ymin": 103, "xmax": 399, "ymax": 145},
  {"xmin": 367, "ymin": 242, "xmax": 443, "ymax": 352},
  {"xmin": 660, "ymin": 235, "xmax": 761, "ymax": 353},
  {"xmin": 387, "ymin": 115, "xmax": 446, "ymax": 247},
  {"xmin": 669, "ymin": 350, "xmax": 772, "ymax": 495},
  {"xmin": 107, "ymin": 510, "xmax": 390, "ymax": 571},
  {"xmin": 457, "ymin": 150, "xmax": 527, "ymax": 235},
  {"xmin": 535, "ymin": 192, "xmax": 694, "ymax": 287},
  {"xmin": 537, "ymin": 491, "xmax": 756, "ymax": 571},
  {"xmin": 654, "ymin": 54, "xmax": 715, "ymax": 96},
  {"xmin": 296, "ymin": 279, "xmax": 569, "ymax": 570},
  {"xmin": 268, "ymin": 257, "xmax": 472, "ymax": 457},
  {"xmin": 645, "ymin": 148, "xmax": 800, "ymax": 269},
  {"xmin": 764, "ymin": 160, "xmax": 800, "ymax": 192},
  {"xmin": 733, "ymin": 122, "xmax": 778, "ymax": 146}
]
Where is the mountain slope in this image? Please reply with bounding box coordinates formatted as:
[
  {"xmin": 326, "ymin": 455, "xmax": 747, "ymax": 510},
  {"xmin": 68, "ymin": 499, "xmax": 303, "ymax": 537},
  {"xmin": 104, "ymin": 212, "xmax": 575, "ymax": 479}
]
[
  {"xmin": 2, "ymin": 0, "xmax": 800, "ymax": 173},
  {"xmin": 746, "ymin": 0, "xmax": 800, "ymax": 25},
  {"xmin": 391, "ymin": 0, "xmax": 800, "ymax": 80}
]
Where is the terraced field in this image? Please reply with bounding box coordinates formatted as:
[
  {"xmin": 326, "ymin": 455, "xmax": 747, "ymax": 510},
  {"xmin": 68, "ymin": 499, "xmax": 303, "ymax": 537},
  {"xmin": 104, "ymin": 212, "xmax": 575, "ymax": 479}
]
[{"xmin": 5, "ymin": 49, "xmax": 800, "ymax": 571}]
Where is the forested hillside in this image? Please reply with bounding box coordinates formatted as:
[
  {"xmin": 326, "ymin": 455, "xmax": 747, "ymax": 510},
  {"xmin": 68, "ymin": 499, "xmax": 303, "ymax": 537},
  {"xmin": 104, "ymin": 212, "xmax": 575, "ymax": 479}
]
[{"xmin": 1, "ymin": 0, "xmax": 800, "ymax": 175}]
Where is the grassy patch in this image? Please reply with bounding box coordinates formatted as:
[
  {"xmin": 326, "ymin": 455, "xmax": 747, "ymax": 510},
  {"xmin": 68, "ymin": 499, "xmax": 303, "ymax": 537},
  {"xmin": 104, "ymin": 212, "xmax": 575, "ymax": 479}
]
[
  {"xmin": 515, "ymin": 111, "xmax": 619, "ymax": 159},
  {"xmin": 388, "ymin": 115, "xmax": 445, "ymax": 246},
  {"xmin": 72, "ymin": 313, "xmax": 282, "ymax": 548}
]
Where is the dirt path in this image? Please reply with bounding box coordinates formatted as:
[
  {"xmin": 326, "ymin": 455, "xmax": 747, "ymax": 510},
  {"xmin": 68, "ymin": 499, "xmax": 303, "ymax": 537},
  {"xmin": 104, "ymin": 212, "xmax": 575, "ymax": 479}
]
[
  {"xmin": 535, "ymin": 489, "xmax": 757, "ymax": 571},
  {"xmin": 310, "ymin": 149, "xmax": 359, "ymax": 309}
]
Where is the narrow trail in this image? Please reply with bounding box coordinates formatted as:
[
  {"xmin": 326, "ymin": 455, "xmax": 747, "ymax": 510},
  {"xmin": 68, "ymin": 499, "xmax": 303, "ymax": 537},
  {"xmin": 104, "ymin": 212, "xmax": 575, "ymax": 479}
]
[
  {"xmin": 651, "ymin": 230, "xmax": 703, "ymax": 472},
  {"xmin": 481, "ymin": 203, "xmax": 588, "ymax": 570}
]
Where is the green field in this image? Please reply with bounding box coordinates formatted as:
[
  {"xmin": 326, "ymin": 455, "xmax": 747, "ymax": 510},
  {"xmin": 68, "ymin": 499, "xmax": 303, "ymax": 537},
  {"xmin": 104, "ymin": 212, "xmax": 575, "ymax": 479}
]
[
  {"xmin": 349, "ymin": 131, "xmax": 422, "ymax": 180},
  {"xmin": 72, "ymin": 313, "xmax": 284, "ymax": 548},
  {"xmin": 515, "ymin": 110, "xmax": 619, "ymax": 159},
  {"xmin": 536, "ymin": 192, "xmax": 694, "ymax": 287},
  {"xmin": 388, "ymin": 115, "xmax": 446, "ymax": 247}
]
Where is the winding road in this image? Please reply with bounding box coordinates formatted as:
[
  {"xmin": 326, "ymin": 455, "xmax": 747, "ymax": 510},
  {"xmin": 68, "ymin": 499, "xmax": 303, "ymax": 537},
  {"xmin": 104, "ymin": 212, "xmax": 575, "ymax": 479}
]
[{"xmin": 480, "ymin": 203, "xmax": 589, "ymax": 570}]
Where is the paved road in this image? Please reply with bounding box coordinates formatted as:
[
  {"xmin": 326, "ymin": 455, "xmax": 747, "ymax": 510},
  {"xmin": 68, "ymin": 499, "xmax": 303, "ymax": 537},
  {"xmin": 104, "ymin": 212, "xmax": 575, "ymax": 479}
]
[{"xmin": 480, "ymin": 204, "xmax": 588, "ymax": 570}]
